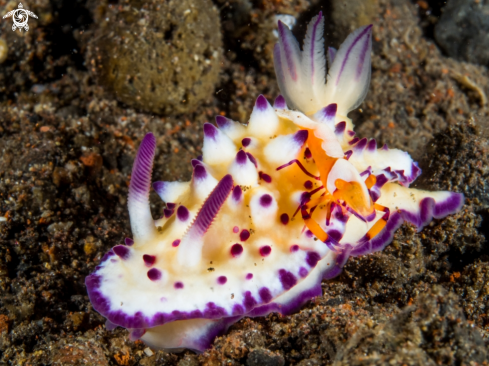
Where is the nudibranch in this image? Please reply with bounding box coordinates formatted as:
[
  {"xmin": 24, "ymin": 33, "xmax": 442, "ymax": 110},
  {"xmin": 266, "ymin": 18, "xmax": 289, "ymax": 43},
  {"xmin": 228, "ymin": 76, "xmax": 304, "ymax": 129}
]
[{"xmin": 86, "ymin": 13, "xmax": 464, "ymax": 352}]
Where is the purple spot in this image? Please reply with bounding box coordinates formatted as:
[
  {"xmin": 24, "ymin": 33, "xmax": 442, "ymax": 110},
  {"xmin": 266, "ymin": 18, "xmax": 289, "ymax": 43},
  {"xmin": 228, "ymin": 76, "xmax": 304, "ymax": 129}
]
[
  {"xmin": 367, "ymin": 139, "xmax": 377, "ymax": 151},
  {"xmin": 164, "ymin": 208, "xmax": 174, "ymax": 218},
  {"xmin": 260, "ymin": 194, "xmax": 273, "ymax": 207},
  {"xmin": 293, "ymin": 130, "xmax": 308, "ymax": 146},
  {"xmin": 299, "ymin": 267, "xmax": 308, "ymax": 277},
  {"xmin": 193, "ymin": 164, "xmax": 207, "ymax": 180},
  {"xmin": 172, "ymin": 239, "xmax": 181, "ymax": 247},
  {"xmin": 328, "ymin": 230, "xmax": 342, "ymax": 242},
  {"xmin": 304, "ymin": 147, "xmax": 312, "ymax": 159},
  {"xmin": 233, "ymin": 226, "xmax": 239, "ymax": 233},
  {"xmin": 147, "ymin": 268, "xmax": 162, "ymax": 281},
  {"xmin": 177, "ymin": 205, "xmax": 189, "ymax": 221},
  {"xmin": 240, "ymin": 229, "xmax": 250, "ymax": 242},
  {"xmin": 290, "ymin": 244, "xmax": 299, "ymax": 252},
  {"xmin": 323, "ymin": 103, "xmax": 337, "ymax": 119},
  {"xmin": 246, "ymin": 273, "xmax": 253, "ymax": 280},
  {"xmin": 232, "ymin": 185, "xmax": 242, "ymax": 202},
  {"xmin": 242, "ymin": 138, "xmax": 251, "ymax": 147},
  {"xmin": 246, "ymin": 152, "xmax": 258, "ymax": 168},
  {"xmin": 230, "ymin": 243, "xmax": 243, "ymax": 257},
  {"xmin": 203, "ymin": 123, "xmax": 218, "ymax": 140},
  {"xmin": 306, "ymin": 251, "xmax": 320, "ymax": 267},
  {"xmin": 274, "ymin": 95, "xmax": 286, "ymax": 109},
  {"xmin": 217, "ymin": 276, "xmax": 227, "ymax": 285},
  {"xmin": 335, "ymin": 121, "xmax": 346, "ymax": 134},
  {"xmin": 243, "ymin": 291, "xmax": 257, "ymax": 310},
  {"xmin": 236, "ymin": 150, "xmax": 247, "ymax": 165},
  {"xmin": 215, "ymin": 115, "xmax": 231, "ymax": 129},
  {"xmin": 304, "ymin": 180, "xmax": 313, "ymax": 189},
  {"xmin": 233, "ymin": 304, "xmax": 245, "ymax": 315},
  {"xmin": 259, "ymin": 245, "xmax": 271, "ymax": 257},
  {"xmin": 143, "ymin": 254, "xmax": 156, "ymax": 267},
  {"xmin": 305, "ymin": 230, "xmax": 313, "ymax": 238},
  {"xmin": 256, "ymin": 95, "xmax": 268, "ymax": 111},
  {"xmin": 166, "ymin": 202, "xmax": 176, "ymax": 210},
  {"xmin": 280, "ymin": 213, "xmax": 289, "ymax": 225},
  {"xmin": 259, "ymin": 287, "xmax": 273, "ymax": 303},
  {"xmin": 113, "ymin": 245, "xmax": 130, "ymax": 260},
  {"xmin": 260, "ymin": 172, "xmax": 272, "ymax": 183},
  {"xmin": 174, "ymin": 281, "xmax": 184, "ymax": 289},
  {"xmin": 279, "ymin": 269, "xmax": 297, "ymax": 290},
  {"xmin": 124, "ymin": 238, "xmax": 134, "ymax": 246}
]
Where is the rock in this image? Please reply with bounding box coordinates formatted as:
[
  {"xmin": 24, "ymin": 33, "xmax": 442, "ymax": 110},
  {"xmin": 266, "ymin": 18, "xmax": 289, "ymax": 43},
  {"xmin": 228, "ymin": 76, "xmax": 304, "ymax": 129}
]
[
  {"xmin": 87, "ymin": 0, "xmax": 222, "ymax": 115},
  {"xmin": 246, "ymin": 349, "xmax": 285, "ymax": 366},
  {"xmin": 435, "ymin": 0, "xmax": 489, "ymax": 66}
]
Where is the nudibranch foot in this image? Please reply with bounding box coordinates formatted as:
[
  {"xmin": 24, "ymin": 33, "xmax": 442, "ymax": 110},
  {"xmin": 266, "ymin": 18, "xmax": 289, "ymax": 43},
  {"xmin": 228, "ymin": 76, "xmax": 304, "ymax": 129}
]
[{"xmin": 86, "ymin": 12, "xmax": 464, "ymax": 352}]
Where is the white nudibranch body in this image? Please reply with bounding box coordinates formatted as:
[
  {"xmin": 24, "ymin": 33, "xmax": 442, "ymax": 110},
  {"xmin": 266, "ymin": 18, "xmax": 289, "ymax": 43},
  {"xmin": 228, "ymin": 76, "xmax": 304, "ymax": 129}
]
[{"xmin": 86, "ymin": 12, "xmax": 464, "ymax": 352}]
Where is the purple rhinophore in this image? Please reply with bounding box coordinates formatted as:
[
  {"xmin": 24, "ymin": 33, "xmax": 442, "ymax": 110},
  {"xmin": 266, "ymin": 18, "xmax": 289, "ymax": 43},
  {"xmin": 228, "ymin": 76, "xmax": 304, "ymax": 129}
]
[
  {"xmin": 335, "ymin": 121, "xmax": 346, "ymax": 135},
  {"xmin": 305, "ymin": 230, "xmax": 313, "ymax": 238},
  {"xmin": 193, "ymin": 164, "xmax": 207, "ymax": 180},
  {"xmin": 172, "ymin": 239, "xmax": 181, "ymax": 247},
  {"xmin": 191, "ymin": 159, "xmax": 202, "ymax": 168},
  {"xmin": 232, "ymin": 185, "xmax": 242, "ymax": 202},
  {"xmin": 203, "ymin": 122, "xmax": 218, "ymax": 140},
  {"xmin": 177, "ymin": 205, "xmax": 190, "ymax": 221},
  {"xmin": 233, "ymin": 226, "xmax": 239, "ymax": 233},
  {"xmin": 255, "ymin": 95, "xmax": 269, "ymax": 111},
  {"xmin": 217, "ymin": 276, "xmax": 227, "ymax": 285},
  {"xmin": 299, "ymin": 267, "xmax": 308, "ymax": 277},
  {"xmin": 147, "ymin": 268, "xmax": 162, "ymax": 281},
  {"xmin": 128, "ymin": 133, "xmax": 156, "ymax": 203},
  {"xmin": 236, "ymin": 150, "xmax": 248, "ymax": 165},
  {"xmin": 344, "ymin": 150, "xmax": 353, "ymax": 160},
  {"xmin": 304, "ymin": 147, "xmax": 312, "ymax": 159},
  {"xmin": 323, "ymin": 103, "xmax": 337, "ymax": 120},
  {"xmin": 279, "ymin": 269, "xmax": 297, "ymax": 290},
  {"xmin": 191, "ymin": 175, "xmax": 234, "ymax": 237},
  {"xmin": 280, "ymin": 213, "xmax": 289, "ymax": 225},
  {"xmin": 215, "ymin": 115, "xmax": 231, "ymax": 129},
  {"xmin": 260, "ymin": 194, "xmax": 273, "ymax": 207},
  {"xmin": 242, "ymin": 138, "xmax": 251, "ymax": 147},
  {"xmin": 308, "ymin": 11, "xmax": 323, "ymax": 79},
  {"xmin": 143, "ymin": 254, "xmax": 156, "ymax": 267},
  {"xmin": 246, "ymin": 152, "xmax": 258, "ymax": 168},
  {"xmin": 304, "ymin": 180, "xmax": 313, "ymax": 189},
  {"xmin": 306, "ymin": 251, "xmax": 320, "ymax": 267},
  {"xmin": 294, "ymin": 130, "xmax": 308, "ymax": 146},
  {"xmin": 259, "ymin": 245, "xmax": 272, "ymax": 257},
  {"xmin": 174, "ymin": 281, "xmax": 184, "ymax": 289},
  {"xmin": 240, "ymin": 229, "xmax": 250, "ymax": 242},
  {"xmin": 354, "ymin": 138, "xmax": 367, "ymax": 151},
  {"xmin": 367, "ymin": 139, "xmax": 377, "ymax": 152},
  {"xmin": 336, "ymin": 25, "xmax": 372, "ymax": 85},
  {"xmin": 113, "ymin": 245, "xmax": 130, "ymax": 260},
  {"xmin": 246, "ymin": 273, "xmax": 253, "ymax": 280},
  {"xmin": 230, "ymin": 243, "xmax": 243, "ymax": 257},
  {"xmin": 259, "ymin": 287, "xmax": 273, "ymax": 303},
  {"xmin": 124, "ymin": 238, "xmax": 134, "ymax": 246},
  {"xmin": 290, "ymin": 244, "xmax": 299, "ymax": 252},
  {"xmin": 164, "ymin": 208, "xmax": 174, "ymax": 218},
  {"xmin": 274, "ymin": 95, "xmax": 286, "ymax": 109},
  {"xmin": 260, "ymin": 172, "xmax": 272, "ymax": 183},
  {"xmin": 166, "ymin": 202, "xmax": 176, "ymax": 210}
]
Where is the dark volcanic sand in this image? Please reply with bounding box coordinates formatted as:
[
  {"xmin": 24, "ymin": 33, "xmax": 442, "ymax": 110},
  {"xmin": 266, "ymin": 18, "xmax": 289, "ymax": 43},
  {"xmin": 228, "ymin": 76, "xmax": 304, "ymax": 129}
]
[{"xmin": 0, "ymin": 0, "xmax": 488, "ymax": 365}]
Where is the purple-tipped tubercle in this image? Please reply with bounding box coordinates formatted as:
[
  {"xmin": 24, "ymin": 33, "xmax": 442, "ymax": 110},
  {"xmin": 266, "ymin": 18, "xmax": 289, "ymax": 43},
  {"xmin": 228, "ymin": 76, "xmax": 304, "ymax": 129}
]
[
  {"xmin": 147, "ymin": 268, "xmax": 162, "ymax": 281},
  {"xmin": 124, "ymin": 238, "xmax": 134, "ymax": 246},
  {"xmin": 113, "ymin": 245, "xmax": 130, "ymax": 260},
  {"xmin": 323, "ymin": 103, "xmax": 337, "ymax": 119},
  {"xmin": 232, "ymin": 185, "xmax": 242, "ymax": 202},
  {"xmin": 177, "ymin": 206, "xmax": 190, "ymax": 221},
  {"xmin": 193, "ymin": 164, "xmax": 207, "ymax": 181},
  {"xmin": 260, "ymin": 194, "xmax": 273, "ymax": 207},
  {"xmin": 230, "ymin": 243, "xmax": 243, "ymax": 257},
  {"xmin": 203, "ymin": 123, "xmax": 218, "ymax": 140},
  {"xmin": 215, "ymin": 115, "xmax": 231, "ymax": 129},
  {"xmin": 143, "ymin": 254, "xmax": 156, "ymax": 267},
  {"xmin": 236, "ymin": 150, "xmax": 248, "ymax": 165},
  {"xmin": 255, "ymin": 95, "xmax": 269, "ymax": 111},
  {"xmin": 274, "ymin": 95, "xmax": 286, "ymax": 109},
  {"xmin": 294, "ymin": 130, "xmax": 308, "ymax": 146}
]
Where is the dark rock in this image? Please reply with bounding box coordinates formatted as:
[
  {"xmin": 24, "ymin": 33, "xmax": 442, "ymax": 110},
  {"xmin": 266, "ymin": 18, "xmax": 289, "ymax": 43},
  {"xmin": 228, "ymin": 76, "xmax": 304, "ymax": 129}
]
[
  {"xmin": 435, "ymin": 0, "xmax": 489, "ymax": 65},
  {"xmin": 246, "ymin": 349, "xmax": 285, "ymax": 366}
]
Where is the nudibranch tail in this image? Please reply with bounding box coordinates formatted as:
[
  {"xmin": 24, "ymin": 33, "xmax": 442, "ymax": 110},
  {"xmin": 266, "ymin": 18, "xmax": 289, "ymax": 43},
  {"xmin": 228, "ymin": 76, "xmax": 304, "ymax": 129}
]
[{"xmin": 128, "ymin": 133, "xmax": 158, "ymax": 242}]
